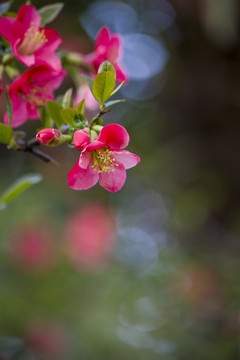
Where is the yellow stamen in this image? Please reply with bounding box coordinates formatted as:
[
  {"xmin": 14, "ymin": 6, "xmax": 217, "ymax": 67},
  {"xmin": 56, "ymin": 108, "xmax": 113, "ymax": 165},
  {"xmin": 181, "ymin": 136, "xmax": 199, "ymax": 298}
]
[
  {"xmin": 18, "ymin": 22, "xmax": 48, "ymax": 55},
  {"xmin": 91, "ymin": 147, "xmax": 119, "ymax": 173}
]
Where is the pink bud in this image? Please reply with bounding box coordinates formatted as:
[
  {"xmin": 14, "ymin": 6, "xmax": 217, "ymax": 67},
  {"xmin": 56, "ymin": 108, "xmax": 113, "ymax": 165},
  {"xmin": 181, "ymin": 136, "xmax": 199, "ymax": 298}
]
[
  {"xmin": 73, "ymin": 130, "xmax": 90, "ymax": 151},
  {"xmin": 36, "ymin": 129, "xmax": 61, "ymax": 146}
]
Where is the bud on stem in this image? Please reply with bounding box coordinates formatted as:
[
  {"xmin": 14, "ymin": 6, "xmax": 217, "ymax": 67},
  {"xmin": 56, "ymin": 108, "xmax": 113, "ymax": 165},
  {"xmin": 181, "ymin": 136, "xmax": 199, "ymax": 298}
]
[{"xmin": 36, "ymin": 129, "xmax": 72, "ymax": 147}]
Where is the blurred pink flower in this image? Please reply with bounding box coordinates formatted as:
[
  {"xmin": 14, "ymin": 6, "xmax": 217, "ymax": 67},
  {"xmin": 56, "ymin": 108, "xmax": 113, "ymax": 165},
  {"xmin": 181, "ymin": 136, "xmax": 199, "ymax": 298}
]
[
  {"xmin": 0, "ymin": 4, "xmax": 62, "ymax": 70},
  {"xmin": 4, "ymin": 64, "xmax": 66, "ymax": 127},
  {"xmin": 65, "ymin": 203, "xmax": 116, "ymax": 269},
  {"xmin": 26, "ymin": 321, "xmax": 67, "ymax": 357},
  {"xmin": 84, "ymin": 26, "xmax": 128, "ymax": 83},
  {"xmin": 68, "ymin": 124, "xmax": 140, "ymax": 192},
  {"xmin": 8, "ymin": 224, "xmax": 55, "ymax": 272},
  {"xmin": 36, "ymin": 128, "xmax": 61, "ymax": 146},
  {"xmin": 74, "ymin": 82, "xmax": 99, "ymax": 111}
]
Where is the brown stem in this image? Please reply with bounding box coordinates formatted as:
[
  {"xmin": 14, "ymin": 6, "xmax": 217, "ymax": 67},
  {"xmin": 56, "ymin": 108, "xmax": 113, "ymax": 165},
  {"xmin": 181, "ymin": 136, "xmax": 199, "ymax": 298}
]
[{"xmin": 14, "ymin": 138, "xmax": 57, "ymax": 163}]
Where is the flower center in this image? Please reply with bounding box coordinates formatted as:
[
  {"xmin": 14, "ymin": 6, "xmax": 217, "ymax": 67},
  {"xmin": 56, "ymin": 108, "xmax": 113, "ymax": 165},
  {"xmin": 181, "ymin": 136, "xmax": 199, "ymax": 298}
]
[
  {"xmin": 20, "ymin": 85, "xmax": 50, "ymax": 108},
  {"xmin": 91, "ymin": 147, "xmax": 118, "ymax": 173},
  {"xmin": 18, "ymin": 22, "xmax": 47, "ymax": 55}
]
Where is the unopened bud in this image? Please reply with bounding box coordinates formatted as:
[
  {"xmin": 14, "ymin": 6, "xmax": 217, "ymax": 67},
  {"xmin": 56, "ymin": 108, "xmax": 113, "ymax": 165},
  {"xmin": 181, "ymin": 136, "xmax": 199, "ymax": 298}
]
[
  {"xmin": 36, "ymin": 129, "xmax": 62, "ymax": 147},
  {"xmin": 73, "ymin": 130, "xmax": 90, "ymax": 151}
]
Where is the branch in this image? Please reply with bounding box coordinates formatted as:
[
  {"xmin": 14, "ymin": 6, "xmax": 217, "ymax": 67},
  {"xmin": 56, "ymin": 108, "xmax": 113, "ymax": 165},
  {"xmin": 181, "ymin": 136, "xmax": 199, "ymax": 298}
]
[{"xmin": 14, "ymin": 138, "xmax": 57, "ymax": 164}]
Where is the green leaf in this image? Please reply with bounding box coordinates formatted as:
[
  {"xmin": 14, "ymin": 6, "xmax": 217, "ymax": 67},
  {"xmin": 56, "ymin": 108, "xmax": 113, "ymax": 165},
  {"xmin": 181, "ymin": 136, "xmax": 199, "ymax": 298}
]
[
  {"xmin": 0, "ymin": 1, "xmax": 12, "ymax": 16},
  {"xmin": 62, "ymin": 88, "xmax": 73, "ymax": 109},
  {"xmin": 73, "ymin": 114, "xmax": 88, "ymax": 129},
  {"xmin": 104, "ymin": 99, "xmax": 126, "ymax": 108},
  {"xmin": 92, "ymin": 71, "xmax": 115, "ymax": 105},
  {"xmin": 60, "ymin": 108, "xmax": 88, "ymax": 129},
  {"xmin": 6, "ymin": 88, "xmax": 12, "ymax": 127},
  {"xmin": 0, "ymin": 174, "xmax": 42, "ymax": 209},
  {"xmin": 38, "ymin": 106, "xmax": 54, "ymax": 129},
  {"xmin": 46, "ymin": 100, "xmax": 64, "ymax": 128},
  {"xmin": 75, "ymin": 99, "xmax": 85, "ymax": 115},
  {"xmin": 60, "ymin": 108, "xmax": 76, "ymax": 127},
  {"xmin": 82, "ymin": 75, "xmax": 94, "ymax": 92},
  {"xmin": 0, "ymin": 123, "xmax": 12, "ymax": 144},
  {"xmin": 98, "ymin": 61, "xmax": 116, "ymax": 78},
  {"xmin": 110, "ymin": 81, "xmax": 125, "ymax": 97},
  {"xmin": 91, "ymin": 117, "xmax": 103, "ymax": 126},
  {"xmin": 38, "ymin": 3, "xmax": 64, "ymax": 26},
  {"xmin": 4, "ymin": 65, "xmax": 20, "ymax": 79}
]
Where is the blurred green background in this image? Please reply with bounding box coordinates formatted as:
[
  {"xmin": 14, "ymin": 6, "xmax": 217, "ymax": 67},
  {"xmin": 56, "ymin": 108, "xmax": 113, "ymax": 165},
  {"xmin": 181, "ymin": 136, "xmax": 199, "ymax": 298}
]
[{"xmin": 1, "ymin": 0, "xmax": 240, "ymax": 359}]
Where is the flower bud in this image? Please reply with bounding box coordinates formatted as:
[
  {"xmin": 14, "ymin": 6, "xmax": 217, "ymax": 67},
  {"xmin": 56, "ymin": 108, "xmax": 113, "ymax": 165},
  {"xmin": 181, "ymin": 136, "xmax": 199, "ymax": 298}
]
[
  {"xmin": 36, "ymin": 129, "xmax": 62, "ymax": 146},
  {"xmin": 73, "ymin": 130, "xmax": 90, "ymax": 151}
]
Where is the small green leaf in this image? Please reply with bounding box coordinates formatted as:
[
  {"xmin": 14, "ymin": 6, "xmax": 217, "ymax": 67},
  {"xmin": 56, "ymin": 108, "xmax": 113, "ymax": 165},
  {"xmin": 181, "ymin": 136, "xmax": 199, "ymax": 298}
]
[
  {"xmin": 38, "ymin": 3, "xmax": 64, "ymax": 26},
  {"xmin": 75, "ymin": 99, "xmax": 85, "ymax": 115},
  {"xmin": 38, "ymin": 106, "xmax": 54, "ymax": 129},
  {"xmin": 6, "ymin": 88, "xmax": 12, "ymax": 127},
  {"xmin": 46, "ymin": 100, "xmax": 64, "ymax": 128},
  {"xmin": 62, "ymin": 88, "xmax": 73, "ymax": 109},
  {"xmin": 91, "ymin": 117, "xmax": 103, "ymax": 126},
  {"xmin": 110, "ymin": 81, "xmax": 125, "ymax": 97},
  {"xmin": 82, "ymin": 75, "xmax": 94, "ymax": 92},
  {"xmin": 0, "ymin": 123, "xmax": 12, "ymax": 144},
  {"xmin": 0, "ymin": 174, "xmax": 42, "ymax": 209},
  {"xmin": 92, "ymin": 71, "xmax": 115, "ymax": 105},
  {"xmin": 104, "ymin": 99, "xmax": 126, "ymax": 108},
  {"xmin": 0, "ymin": 1, "xmax": 12, "ymax": 16},
  {"xmin": 4, "ymin": 65, "xmax": 20, "ymax": 79},
  {"xmin": 98, "ymin": 61, "xmax": 116, "ymax": 78},
  {"xmin": 73, "ymin": 114, "xmax": 88, "ymax": 129},
  {"xmin": 60, "ymin": 108, "xmax": 76, "ymax": 127}
]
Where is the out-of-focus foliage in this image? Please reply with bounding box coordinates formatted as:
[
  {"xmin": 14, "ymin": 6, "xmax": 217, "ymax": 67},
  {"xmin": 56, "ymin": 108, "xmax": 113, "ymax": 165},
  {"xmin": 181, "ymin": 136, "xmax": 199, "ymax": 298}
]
[{"xmin": 1, "ymin": 0, "xmax": 240, "ymax": 359}]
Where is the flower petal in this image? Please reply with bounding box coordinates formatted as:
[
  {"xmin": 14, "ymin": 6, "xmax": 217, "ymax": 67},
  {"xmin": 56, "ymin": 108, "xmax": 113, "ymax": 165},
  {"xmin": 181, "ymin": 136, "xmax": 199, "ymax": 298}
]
[
  {"xmin": 17, "ymin": 4, "xmax": 41, "ymax": 28},
  {"xmin": 0, "ymin": 17, "xmax": 19, "ymax": 45},
  {"xmin": 39, "ymin": 27, "xmax": 62, "ymax": 51},
  {"xmin": 97, "ymin": 124, "xmax": 130, "ymax": 150},
  {"xmin": 73, "ymin": 130, "xmax": 90, "ymax": 151},
  {"xmin": 68, "ymin": 160, "xmax": 99, "ymax": 190},
  {"xmin": 112, "ymin": 150, "xmax": 140, "ymax": 169},
  {"xmin": 99, "ymin": 163, "xmax": 126, "ymax": 192},
  {"xmin": 79, "ymin": 150, "xmax": 92, "ymax": 169},
  {"xmin": 95, "ymin": 27, "xmax": 110, "ymax": 49},
  {"xmin": 114, "ymin": 63, "xmax": 128, "ymax": 83}
]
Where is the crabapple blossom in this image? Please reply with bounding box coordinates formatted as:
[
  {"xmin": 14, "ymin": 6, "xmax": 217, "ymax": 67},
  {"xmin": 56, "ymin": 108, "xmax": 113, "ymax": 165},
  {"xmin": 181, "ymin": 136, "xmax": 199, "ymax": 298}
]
[
  {"xmin": 68, "ymin": 124, "xmax": 140, "ymax": 192},
  {"xmin": 74, "ymin": 82, "xmax": 99, "ymax": 111},
  {"xmin": 4, "ymin": 64, "xmax": 66, "ymax": 127},
  {"xmin": 84, "ymin": 27, "xmax": 128, "ymax": 83},
  {"xmin": 36, "ymin": 128, "xmax": 61, "ymax": 146},
  {"xmin": 64, "ymin": 203, "xmax": 116, "ymax": 269},
  {"xmin": 8, "ymin": 224, "xmax": 55, "ymax": 272},
  {"xmin": 0, "ymin": 4, "xmax": 62, "ymax": 70}
]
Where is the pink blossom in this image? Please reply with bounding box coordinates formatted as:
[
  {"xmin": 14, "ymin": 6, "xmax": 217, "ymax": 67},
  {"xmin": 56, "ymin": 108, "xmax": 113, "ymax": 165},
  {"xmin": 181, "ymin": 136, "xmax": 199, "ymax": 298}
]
[
  {"xmin": 8, "ymin": 224, "xmax": 55, "ymax": 272},
  {"xmin": 64, "ymin": 203, "xmax": 116, "ymax": 269},
  {"xmin": 68, "ymin": 124, "xmax": 140, "ymax": 192},
  {"xmin": 0, "ymin": 4, "xmax": 62, "ymax": 70},
  {"xmin": 74, "ymin": 82, "xmax": 99, "ymax": 111},
  {"xmin": 4, "ymin": 64, "xmax": 66, "ymax": 127},
  {"xmin": 36, "ymin": 128, "xmax": 61, "ymax": 146},
  {"xmin": 84, "ymin": 27, "xmax": 128, "ymax": 83},
  {"xmin": 26, "ymin": 321, "xmax": 67, "ymax": 357},
  {"xmin": 73, "ymin": 129, "xmax": 90, "ymax": 151}
]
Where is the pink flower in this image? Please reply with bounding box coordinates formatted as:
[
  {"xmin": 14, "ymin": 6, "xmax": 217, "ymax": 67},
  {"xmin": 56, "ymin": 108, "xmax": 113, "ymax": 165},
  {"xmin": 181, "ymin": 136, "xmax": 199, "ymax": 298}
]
[
  {"xmin": 74, "ymin": 82, "xmax": 99, "ymax": 111},
  {"xmin": 8, "ymin": 224, "xmax": 55, "ymax": 272},
  {"xmin": 0, "ymin": 4, "xmax": 62, "ymax": 70},
  {"xmin": 64, "ymin": 203, "xmax": 116, "ymax": 269},
  {"xmin": 68, "ymin": 124, "xmax": 140, "ymax": 192},
  {"xmin": 36, "ymin": 128, "xmax": 61, "ymax": 146},
  {"xmin": 26, "ymin": 321, "xmax": 67, "ymax": 357},
  {"xmin": 4, "ymin": 64, "xmax": 66, "ymax": 127},
  {"xmin": 84, "ymin": 27, "xmax": 128, "ymax": 83}
]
